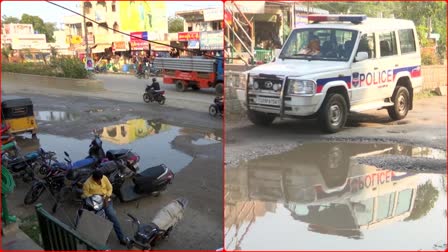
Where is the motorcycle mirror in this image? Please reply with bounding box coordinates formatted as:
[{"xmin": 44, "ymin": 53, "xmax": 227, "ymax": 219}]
[
  {"xmin": 64, "ymin": 151, "xmax": 69, "ymax": 157},
  {"xmin": 64, "ymin": 158, "xmax": 70, "ymax": 163}
]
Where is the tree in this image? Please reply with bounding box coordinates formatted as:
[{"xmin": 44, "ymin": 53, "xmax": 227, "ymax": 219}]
[
  {"xmin": 20, "ymin": 14, "xmax": 56, "ymax": 42},
  {"xmin": 1, "ymin": 15, "xmax": 20, "ymax": 24},
  {"xmin": 168, "ymin": 17, "xmax": 184, "ymax": 33},
  {"xmin": 405, "ymin": 180, "xmax": 439, "ymax": 221}
]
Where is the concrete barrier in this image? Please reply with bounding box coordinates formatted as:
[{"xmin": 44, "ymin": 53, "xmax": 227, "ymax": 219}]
[{"xmin": 1, "ymin": 72, "xmax": 105, "ymax": 91}]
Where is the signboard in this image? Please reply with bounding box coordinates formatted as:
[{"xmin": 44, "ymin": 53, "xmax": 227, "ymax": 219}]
[
  {"xmin": 113, "ymin": 41, "xmax": 128, "ymax": 51},
  {"xmin": 187, "ymin": 40, "xmax": 200, "ymax": 49},
  {"xmin": 3, "ymin": 24, "xmax": 34, "ymax": 35},
  {"xmin": 178, "ymin": 32, "xmax": 200, "ymax": 42},
  {"xmin": 11, "ymin": 34, "xmax": 47, "ymax": 49},
  {"xmin": 151, "ymin": 41, "xmax": 170, "ymax": 51},
  {"xmin": 85, "ymin": 57, "xmax": 94, "ymax": 71},
  {"xmin": 130, "ymin": 31, "xmax": 149, "ymax": 50},
  {"xmin": 203, "ymin": 8, "xmax": 223, "ymax": 21},
  {"xmin": 147, "ymin": 32, "xmax": 166, "ymax": 41},
  {"xmin": 200, "ymin": 31, "xmax": 224, "ymax": 50}
]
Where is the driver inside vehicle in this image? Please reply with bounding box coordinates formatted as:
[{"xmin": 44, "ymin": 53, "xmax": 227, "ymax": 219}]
[
  {"xmin": 82, "ymin": 170, "xmax": 129, "ymax": 245},
  {"xmin": 299, "ymin": 36, "xmax": 321, "ymax": 55}
]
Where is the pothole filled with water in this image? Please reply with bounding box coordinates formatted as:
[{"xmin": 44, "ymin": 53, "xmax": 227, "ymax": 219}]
[
  {"xmin": 15, "ymin": 118, "xmax": 222, "ymax": 174},
  {"xmin": 35, "ymin": 111, "xmax": 80, "ymax": 122},
  {"xmin": 225, "ymin": 142, "xmax": 447, "ymax": 251}
]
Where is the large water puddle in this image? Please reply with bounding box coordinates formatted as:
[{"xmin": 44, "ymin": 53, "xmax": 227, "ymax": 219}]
[
  {"xmin": 15, "ymin": 118, "xmax": 221, "ymax": 173},
  {"xmin": 35, "ymin": 111, "xmax": 80, "ymax": 122},
  {"xmin": 225, "ymin": 142, "xmax": 447, "ymax": 251}
]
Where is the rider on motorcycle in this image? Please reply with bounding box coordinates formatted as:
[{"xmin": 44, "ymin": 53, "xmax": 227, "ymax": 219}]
[
  {"xmin": 146, "ymin": 78, "xmax": 161, "ymax": 99},
  {"xmin": 82, "ymin": 170, "xmax": 129, "ymax": 245}
]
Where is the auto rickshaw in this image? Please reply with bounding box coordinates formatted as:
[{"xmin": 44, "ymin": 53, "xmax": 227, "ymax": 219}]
[{"xmin": 1, "ymin": 96, "xmax": 38, "ymax": 136}]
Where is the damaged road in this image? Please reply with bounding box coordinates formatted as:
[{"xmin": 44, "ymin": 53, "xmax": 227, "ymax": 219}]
[
  {"xmin": 225, "ymin": 96, "xmax": 446, "ymax": 251},
  {"xmin": 3, "ymin": 92, "xmax": 222, "ymax": 250}
]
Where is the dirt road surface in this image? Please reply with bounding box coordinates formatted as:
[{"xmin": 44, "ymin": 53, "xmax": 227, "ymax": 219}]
[{"xmin": 2, "ymin": 92, "xmax": 223, "ymax": 250}]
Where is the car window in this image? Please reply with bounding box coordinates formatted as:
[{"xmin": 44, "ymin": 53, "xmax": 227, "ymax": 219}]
[
  {"xmin": 398, "ymin": 29, "xmax": 416, "ymax": 54},
  {"xmin": 395, "ymin": 189, "xmax": 413, "ymax": 215},
  {"xmin": 379, "ymin": 31, "xmax": 398, "ymax": 57},
  {"xmin": 281, "ymin": 28, "xmax": 358, "ymax": 61},
  {"xmin": 357, "ymin": 33, "xmax": 376, "ymax": 59},
  {"xmin": 353, "ymin": 198, "xmax": 374, "ymax": 225},
  {"xmin": 376, "ymin": 192, "xmax": 396, "ymax": 221}
]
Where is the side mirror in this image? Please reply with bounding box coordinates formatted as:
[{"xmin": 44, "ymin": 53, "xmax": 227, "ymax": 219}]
[
  {"xmin": 355, "ymin": 52, "xmax": 369, "ymax": 62},
  {"xmin": 64, "ymin": 151, "xmax": 69, "ymax": 157},
  {"xmin": 274, "ymin": 49, "xmax": 282, "ymax": 59}
]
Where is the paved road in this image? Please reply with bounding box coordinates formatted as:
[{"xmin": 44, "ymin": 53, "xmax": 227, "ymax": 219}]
[{"xmin": 96, "ymin": 74, "xmax": 217, "ymax": 107}]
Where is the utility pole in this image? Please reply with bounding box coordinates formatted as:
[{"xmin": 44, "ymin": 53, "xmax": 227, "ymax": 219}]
[{"xmin": 83, "ymin": 3, "xmax": 89, "ymax": 57}]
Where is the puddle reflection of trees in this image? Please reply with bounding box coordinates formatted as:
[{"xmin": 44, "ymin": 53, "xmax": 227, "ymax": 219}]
[{"xmin": 225, "ymin": 143, "xmax": 445, "ymax": 247}]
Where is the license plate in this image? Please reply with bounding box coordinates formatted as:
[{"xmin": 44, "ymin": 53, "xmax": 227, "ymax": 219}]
[{"xmin": 254, "ymin": 97, "xmax": 280, "ymax": 106}]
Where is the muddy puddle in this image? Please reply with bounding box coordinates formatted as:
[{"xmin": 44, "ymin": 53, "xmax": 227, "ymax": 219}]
[
  {"xmin": 225, "ymin": 142, "xmax": 447, "ymax": 251},
  {"xmin": 15, "ymin": 118, "xmax": 221, "ymax": 173},
  {"xmin": 35, "ymin": 111, "xmax": 80, "ymax": 122}
]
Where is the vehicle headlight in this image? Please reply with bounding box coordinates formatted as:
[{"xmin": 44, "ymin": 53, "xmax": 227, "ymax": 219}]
[
  {"xmin": 287, "ymin": 79, "xmax": 316, "ymax": 95},
  {"xmin": 248, "ymin": 76, "xmax": 254, "ymax": 89}
]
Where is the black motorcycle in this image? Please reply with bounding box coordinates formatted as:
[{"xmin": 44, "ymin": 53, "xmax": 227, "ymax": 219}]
[
  {"xmin": 209, "ymin": 96, "xmax": 224, "ymax": 117},
  {"xmin": 143, "ymin": 85, "xmax": 166, "ymax": 105},
  {"xmin": 2, "ymin": 148, "xmax": 56, "ymax": 182}
]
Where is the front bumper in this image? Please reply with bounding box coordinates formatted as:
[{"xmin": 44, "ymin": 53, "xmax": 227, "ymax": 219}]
[{"xmin": 246, "ymin": 92, "xmax": 323, "ymax": 116}]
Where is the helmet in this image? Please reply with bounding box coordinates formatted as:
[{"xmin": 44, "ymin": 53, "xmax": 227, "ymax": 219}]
[{"xmin": 152, "ymin": 78, "xmax": 157, "ymax": 82}]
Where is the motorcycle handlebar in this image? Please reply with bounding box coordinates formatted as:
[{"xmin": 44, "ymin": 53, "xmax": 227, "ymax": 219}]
[{"xmin": 127, "ymin": 213, "xmax": 139, "ymax": 223}]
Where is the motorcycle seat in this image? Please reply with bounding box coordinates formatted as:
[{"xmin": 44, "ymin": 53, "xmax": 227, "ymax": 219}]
[
  {"xmin": 153, "ymin": 90, "xmax": 164, "ymax": 93},
  {"xmin": 136, "ymin": 164, "xmax": 167, "ymax": 180},
  {"xmin": 72, "ymin": 158, "xmax": 97, "ymax": 170},
  {"xmin": 106, "ymin": 149, "xmax": 129, "ymax": 160}
]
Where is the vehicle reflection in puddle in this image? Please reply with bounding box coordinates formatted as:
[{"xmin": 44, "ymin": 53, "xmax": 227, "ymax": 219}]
[
  {"xmin": 192, "ymin": 133, "xmax": 222, "ymax": 145},
  {"xmin": 225, "ymin": 143, "xmax": 447, "ymax": 251},
  {"xmin": 14, "ymin": 118, "xmax": 222, "ymax": 173},
  {"xmin": 36, "ymin": 111, "xmax": 80, "ymax": 122}
]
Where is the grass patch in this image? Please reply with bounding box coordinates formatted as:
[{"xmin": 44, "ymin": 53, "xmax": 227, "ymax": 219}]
[
  {"xmin": 19, "ymin": 214, "xmax": 42, "ymax": 247},
  {"xmin": 2, "ymin": 57, "xmax": 89, "ymax": 79},
  {"xmin": 415, "ymin": 89, "xmax": 439, "ymax": 100}
]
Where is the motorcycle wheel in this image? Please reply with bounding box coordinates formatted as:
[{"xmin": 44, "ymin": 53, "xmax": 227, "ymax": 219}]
[
  {"xmin": 157, "ymin": 97, "xmax": 166, "ymax": 105},
  {"xmin": 209, "ymin": 105, "xmax": 218, "ymax": 117},
  {"xmin": 24, "ymin": 183, "xmax": 46, "ymax": 205},
  {"xmin": 143, "ymin": 93, "xmax": 151, "ymax": 103}
]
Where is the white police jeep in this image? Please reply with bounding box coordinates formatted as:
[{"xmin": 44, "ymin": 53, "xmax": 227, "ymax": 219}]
[{"xmin": 237, "ymin": 15, "xmax": 423, "ymax": 133}]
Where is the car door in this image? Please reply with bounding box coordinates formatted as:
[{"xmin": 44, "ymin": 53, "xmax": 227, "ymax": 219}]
[
  {"xmin": 377, "ymin": 31, "xmax": 400, "ymax": 99},
  {"xmin": 350, "ymin": 32, "xmax": 379, "ymax": 104}
]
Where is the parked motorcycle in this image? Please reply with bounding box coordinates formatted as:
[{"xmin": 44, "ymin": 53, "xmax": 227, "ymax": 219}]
[
  {"xmin": 126, "ymin": 197, "xmax": 188, "ymax": 250},
  {"xmin": 209, "ymin": 96, "xmax": 224, "ymax": 117},
  {"xmin": 113, "ymin": 164, "xmax": 174, "ymax": 203},
  {"xmin": 143, "ymin": 86, "xmax": 166, "ymax": 105},
  {"xmin": 2, "ymin": 148, "xmax": 55, "ymax": 182}
]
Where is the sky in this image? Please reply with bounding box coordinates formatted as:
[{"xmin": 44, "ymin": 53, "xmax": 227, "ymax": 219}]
[{"xmin": 1, "ymin": 1, "xmax": 223, "ymax": 27}]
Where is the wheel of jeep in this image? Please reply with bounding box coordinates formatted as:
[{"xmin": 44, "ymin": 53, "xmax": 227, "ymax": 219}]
[
  {"xmin": 247, "ymin": 110, "xmax": 276, "ymax": 126},
  {"xmin": 318, "ymin": 93, "xmax": 348, "ymax": 133},
  {"xmin": 215, "ymin": 83, "xmax": 223, "ymax": 96},
  {"xmin": 175, "ymin": 81, "xmax": 186, "ymax": 92},
  {"xmin": 387, "ymin": 86, "xmax": 410, "ymax": 120}
]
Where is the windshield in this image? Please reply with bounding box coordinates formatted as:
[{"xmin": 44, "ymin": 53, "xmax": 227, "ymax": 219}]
[{"xmin": 280, "ymin": 28, "xmax": 359, "ymax": 61}]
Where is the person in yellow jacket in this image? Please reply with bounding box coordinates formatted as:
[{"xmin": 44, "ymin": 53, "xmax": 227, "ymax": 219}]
[{"xmin": 82, "ymin": 170, "xmax": 129, "ymax": 245}]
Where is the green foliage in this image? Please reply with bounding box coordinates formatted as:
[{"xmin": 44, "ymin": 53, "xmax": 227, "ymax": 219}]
[
  {"xmin": 2, "ymin": 57, "xmax": 88, "ymax": 79},
  {"xmin": 405, "ymin": 181, "xmax": 439, "ymax": 221},
  {"xmin": 168, "ymin": 17, "xmax": 184, "ymax": 33},
  {"xmin": 1, "ymin": 15, "xmax": 20, "ymax": 24},
  {"xmin": 20, "ymin": 14, "xmax": 56, "ymax": 42}
]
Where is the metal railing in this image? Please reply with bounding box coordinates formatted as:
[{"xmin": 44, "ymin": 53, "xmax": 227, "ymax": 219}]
[{"xmin": 35, "ymin": 204, "xmax": 109, "ymax": 251}]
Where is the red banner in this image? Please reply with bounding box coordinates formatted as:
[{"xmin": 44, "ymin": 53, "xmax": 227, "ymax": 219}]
[{"xmin": 178, "ymin": 32, "xmax": 200, "ymax": 42}]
